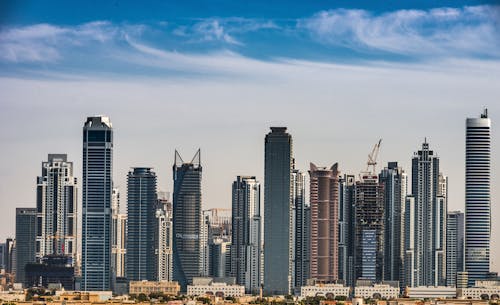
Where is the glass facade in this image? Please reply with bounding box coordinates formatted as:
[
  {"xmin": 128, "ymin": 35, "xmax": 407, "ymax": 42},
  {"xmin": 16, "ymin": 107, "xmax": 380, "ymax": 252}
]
[
  {"xmin": 126, "ymin": 167, "xmax": 158, "ymax": 281},
  {"xmin": 81, "ymin": 116, "xmax": 113, "ymax": 291},
  {"xmin": 465, "ymin": 110, "xmax": 491, "ymax": 286},
  {"xmin": 263, "ymin": 127, "xmax": 293, "ymax": 295},
  {"xmin": 15, "ymin": 208, "xmax": 37, "ymax": 286},
  {"xmin": 172, "ymin": 149, "xmax": 202, "ymax": 291}
]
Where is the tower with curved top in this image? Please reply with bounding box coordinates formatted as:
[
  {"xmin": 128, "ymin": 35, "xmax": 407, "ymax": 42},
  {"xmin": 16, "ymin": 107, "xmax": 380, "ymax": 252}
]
[{"xmin": 465, "ymin": 109, "xmax": 491, "ymax": 286}]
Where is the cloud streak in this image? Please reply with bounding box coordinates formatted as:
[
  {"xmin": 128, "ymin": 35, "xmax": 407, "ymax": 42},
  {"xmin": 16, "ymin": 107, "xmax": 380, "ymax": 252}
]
[
  {"xmin": 298, "ymin": 5, "xmax": 500, "ymax": 58},
  {"xmin": 0, "ymin": 5, "xmax": 498, "ymax": 71}
]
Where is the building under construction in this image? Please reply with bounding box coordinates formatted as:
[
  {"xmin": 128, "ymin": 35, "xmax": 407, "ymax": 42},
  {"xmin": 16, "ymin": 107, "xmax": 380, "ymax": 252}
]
[{"xmin": 354, "ymin": 140, "xmax": 385, "ymax": 283}]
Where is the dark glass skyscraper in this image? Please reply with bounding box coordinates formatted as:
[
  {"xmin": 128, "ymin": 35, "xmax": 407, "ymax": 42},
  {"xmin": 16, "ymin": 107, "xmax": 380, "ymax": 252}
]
[
  {"xmin": 263, "ymin": 127, "xmax": 293, "ymax": 295},
  {"xmin": 15, "ymin": 208, "xmax": 37, "ymax": 286},
  {"xmin": 339, "ymin": 174, "xmax": 356, "ymax": 287},
  {"xmin": 81, "ymin": 116, "xmax": 113, "ymax": 291},
  {"xmin": 379, "ymin": 162, "xmax": 407, "ymax": 284},
  {"xmin": 172, "ymin": 150, "xmax": 202, "ymax": 291},
  {"xmin": 126, "ymin": 167, "xmax": 158, "ymax": 281},
  {"xmin": 292, "ymin": 168, "xmax": 309, "ymax": 292},
  {"xmin": 465, "ymin": 109, "xmax": 491, "ymax": 286},
  {"xmin": 447, "ymin": 211, "xmax": 464, "ymax": 287}
]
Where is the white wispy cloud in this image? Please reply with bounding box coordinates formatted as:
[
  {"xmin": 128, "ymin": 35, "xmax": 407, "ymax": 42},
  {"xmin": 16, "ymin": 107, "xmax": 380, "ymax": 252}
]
[
  {"xmin": 0, "ymin": 21, "xmax": 141, "ymax": 63},
  {"xmin": 192, "ymin": 19, "xmax": 241, "ymax": 45},
  {"xmin": 173, "ymin": 17, "xmax": 279, "ymax": 45},
  {"xmin": 298, "ymin": 5, "xmax": 500, "ymax": 57}
]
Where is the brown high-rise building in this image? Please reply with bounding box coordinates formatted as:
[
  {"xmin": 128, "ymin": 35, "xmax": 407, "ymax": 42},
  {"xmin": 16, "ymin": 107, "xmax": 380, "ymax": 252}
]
[{"xmin": 309, "ymin": 163, "xmax": 339, "ymax": 283}]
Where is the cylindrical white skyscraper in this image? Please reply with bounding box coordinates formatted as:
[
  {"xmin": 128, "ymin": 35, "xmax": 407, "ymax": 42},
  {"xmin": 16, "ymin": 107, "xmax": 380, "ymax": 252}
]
[{"xmin": 465, "ymin": 108, "xmax": 491, "ymax": 286}]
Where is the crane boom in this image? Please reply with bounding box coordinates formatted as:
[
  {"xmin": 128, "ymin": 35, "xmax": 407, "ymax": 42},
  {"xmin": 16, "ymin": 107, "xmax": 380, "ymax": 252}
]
[{"xmin": 364, "ymin": 139, "xmax": 382, "ymax": 175}]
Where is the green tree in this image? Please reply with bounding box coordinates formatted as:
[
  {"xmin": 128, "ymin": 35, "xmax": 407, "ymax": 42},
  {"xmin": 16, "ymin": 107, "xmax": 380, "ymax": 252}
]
[{"xmin": 137, "ymin": 293, "xmax": 149, "ymax": 302}]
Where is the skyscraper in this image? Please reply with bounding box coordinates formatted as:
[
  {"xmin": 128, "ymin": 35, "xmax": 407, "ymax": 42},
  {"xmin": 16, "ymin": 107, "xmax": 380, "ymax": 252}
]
[
  {"xmin": 172, "ymin": 150, "xmax": 202, "ymax": 291},
  {"xmin": 5, "ymin": 238, "xmax": 15, "ymax": 275},
  {"xmin": 15, "ymin": 208, "xmax": 37, "ymax": 285},
  {"xmin": 231, "ymin": 176, "xmax": 262, "ymax": 293},
  {"xmin": 404, "ymin": 140, "xmax": 447, "ymax": 287},
  {"xmin": 379, "ymin": 162, "xmax": 407, "ymax": 283},
  {"xmin": 0, "ymin": 243, "xmax": 6, "ymax": 270},
  {"xmin": 309, "ymin": 163, "xmax": 339, "ymax": 283},
  {"xmin": 339, "ymin": 174, "xmax": 356, "ymax": 287},
  {"xmin": 81, "ymin": 116, "xmax": 113, "ymax": 291},
  {"xmin": 354, "ymin": 175, "xmax": 384, "ymax": 282},
  {"xmin": 156, "ymin": 193, "xmax": 173, "ymax": 281},
  {"xmin": 126, "ymin": 167, "xmax": 158, "ymax": 281},
  {"xmin": 465, "ymin": 109, "xmax": 491, "ymax": 286},
  {"xmin": 264, "ymin": 127, "xmax": 293, "ymax": 295},
  {"xmin": 447, "ymin": 211, "xmax": 465, "ymax": 287},
  {"xmin": 111, "ymin": 188, "xmax": 126, "ymax": 278},
  {"xmin": 36, "ymin": 154, "xmax": 78, "ymax": 265},
  {"xmin": 292, "ymin": 168, "xmax": 309, "ymax": 292}
]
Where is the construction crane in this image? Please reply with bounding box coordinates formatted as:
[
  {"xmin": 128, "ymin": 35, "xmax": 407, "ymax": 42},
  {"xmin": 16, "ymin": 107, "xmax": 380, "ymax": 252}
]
[{"xmin": 360, "ymin": 139, "xmax": 382, "ymax": 178}]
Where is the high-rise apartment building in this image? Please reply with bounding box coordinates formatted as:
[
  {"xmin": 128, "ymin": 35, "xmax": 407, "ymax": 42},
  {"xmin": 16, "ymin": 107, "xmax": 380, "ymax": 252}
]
[
  {"xmin": 292, "ymin": 168, "xmax": 309, "ymax": 292},
  {"xmin": 447, "ymin": 211, "xmax": 465, "ymax": 287},
  {"xmin": 172, "ymin": 150, "xmax": 202, "ymax": 291},
  {"xmin": 354, "ymin": 175, "xmax": 384, "ymax": 282},
  {"xmin": 156, "ymin": 194, "xmax": 173, "ymax": 281},
  {"xmin": 36, "ymin": 154, "xmax": 78, "ymax": 265},
  {"xmin": 404, "ymin": 140, "xmax": 447, "ymax": 287},
  {"xmin": 126, "ymin": 167, "xmax": 158, "ymax": 281},
  {"xmin": 111, "ymin": 188, "xmax": 126, "ymax": 278},
  {"xmin": 81, "ymin": 116, "xmax": 113, "ymax": 291},
  {"xmin": 309, "ymin": 163, "xmax": 339, "ymax": 283},
  {"xmin": 339, "ymin": 174, "xmax": 356, "ymax": 287},
  {"xmin": 465, "ymin": 109, "xmax": 491, "ymax": 286},
  {"xmin": 210, "ymin": 239, "xmax": 231, "ymax": 278},
  {"xmin": 15, "ymin": 208, "xmax": 37, "ymax": 285},
  {"xmin": 263, "ymin": 127, "xmax": 293, "ymax": 295},
  {"xmin": 231, "ymin": 176, "xmax": 262, "ymax": 293},
  {"xmin": 203, "ymin": 208, "xmax": 232, "ymax": 279},
  {"xmin": 379, "ymin": 162, "xmax": 407, "ymax": 283}
]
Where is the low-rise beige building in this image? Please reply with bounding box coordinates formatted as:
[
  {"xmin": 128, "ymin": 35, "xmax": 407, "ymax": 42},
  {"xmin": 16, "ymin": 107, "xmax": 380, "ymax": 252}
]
[
  {"xmin": 404, "ymin": 286, "xmax": 457, "ymax": 299},
  {"xmin": 129, "ymin": 280, "xmax": 180, "ymax": 296},
  {"xmin": 187, "ymin": 282, "xmax": 245, "ymax": 297},
  {"xmin": 300, "ymin": 283, "xmax": 351, "ymax": 298},
  {"xmin": 355, "ymin": 284, "xmax": 400, "ymax": 299}
]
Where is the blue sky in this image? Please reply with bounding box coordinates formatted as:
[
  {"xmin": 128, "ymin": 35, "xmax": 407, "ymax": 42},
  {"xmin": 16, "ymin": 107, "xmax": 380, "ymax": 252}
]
[
  {"xmin": 1, "ymin": 1, "xmax": 499, "ymax": 77},
  {"xmin": 1, "ymin": 1, "xmax": 500, "ymax": 269}
]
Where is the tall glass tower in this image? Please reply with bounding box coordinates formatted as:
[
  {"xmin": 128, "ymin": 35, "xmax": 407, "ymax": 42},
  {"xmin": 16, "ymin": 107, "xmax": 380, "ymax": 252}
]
[
  {"xmin": 36, "ymin": 154, "xmax": 78, "ymax": 265},
  {"xmin": 263, "ymin": 127, "xmax": 293, "ymax": 295},
  {"xmin": 15, "ymin": 208, "xmax": 37, "ymax": 286},
  {"xmin": 231, "ymin": 176, "xmax": 261, "ymax": 294},
  {"xmin": 126, "ymin": 167, "xmax": 158, "ymax": 281},
  {"xmin": 405, "ymin": 140, "xmax": 447, "ymax": 287},
  {"xmin": 465, "ymin": 109, "xmax": 491, "ymax": 286},
  {"xmin": 447, "ymin": 211, "xmax": 464, "ymax": 287},
  {"xmin": 81, "ymin": 116, "xmax": 113, "ymax": 291},
  {"xmin": 172, "ymin": 149, "xmax": 202, "ymax": 291},
  {"xmin": 379, "ymin": 162, "xmax": 407, "ymax": 284},
  {"xmin": 292, "ymin": 168, "xmax": 309, "ymax": 292}
]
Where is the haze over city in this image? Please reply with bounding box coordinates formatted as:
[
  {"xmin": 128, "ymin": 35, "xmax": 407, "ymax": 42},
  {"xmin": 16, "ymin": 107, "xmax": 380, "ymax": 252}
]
[{"xmin": 0, "ymin": 0, "xmax": 499, "ymax": 291}]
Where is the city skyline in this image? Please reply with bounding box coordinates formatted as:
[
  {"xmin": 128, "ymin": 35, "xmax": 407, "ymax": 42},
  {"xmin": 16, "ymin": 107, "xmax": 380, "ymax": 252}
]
[
  {"xmin": 0, "ymin": 1, "xmax": 499, "ymax": 275},
  {"xmin": 0, "ymin": 110, "xmax": 495, "ymax": 271}
]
